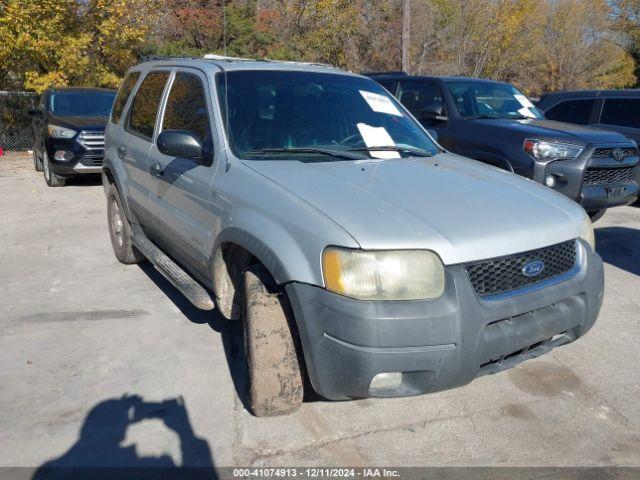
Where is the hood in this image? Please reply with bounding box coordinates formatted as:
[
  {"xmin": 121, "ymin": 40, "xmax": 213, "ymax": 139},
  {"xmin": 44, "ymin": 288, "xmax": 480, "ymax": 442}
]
[
  {"xmin": 467, "ymin": 118, "xmax": 630, "ymax": 145},
  {"xmin": 47, "ymin": 114, "xmax": 109, "ymax": 131},
  {"xmin": 242, "ymin": 153, "xmax": 587, "ymax": 265}
]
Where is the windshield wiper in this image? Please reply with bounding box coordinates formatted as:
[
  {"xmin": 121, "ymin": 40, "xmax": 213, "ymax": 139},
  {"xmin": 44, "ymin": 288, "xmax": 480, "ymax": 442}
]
[
  {"xmin": 246, "ymin": 147, "xmax": 364, "ymax": 160},
  {"xmin": 347, "ymin": 145, "xmax": 434, "ymax": 157}
]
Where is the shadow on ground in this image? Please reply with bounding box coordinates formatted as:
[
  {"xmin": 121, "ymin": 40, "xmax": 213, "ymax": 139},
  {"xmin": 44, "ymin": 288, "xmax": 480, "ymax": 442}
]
[
  {"xmin": 33, "ymin": 394, "xmax": 216, "ymax": 480},
  {"xmin": 137, "ymin": 263, "xmax": 251, "ymax": 411},
  {"xmin": 595, "ymin": 226, "xmax": 640, "ymax": 276},
  {"xmin": 137, "ymin": 263, "xmax": 324, "ymax": 408}
]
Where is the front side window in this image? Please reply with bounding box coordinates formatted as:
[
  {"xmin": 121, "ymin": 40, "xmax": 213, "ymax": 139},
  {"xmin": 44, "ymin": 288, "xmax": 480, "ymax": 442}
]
[
  {"xmin": 397, "ymin": 81, "xmax": 446, "ymax": 118},
  {"xmin": 216, "ymin": 70, "xmax": 440, "ymax": 160},
  {"xmin": 446, "ymin": 81, "xmax": 544, "ymax": 120},
  {"xmin": 162, "ymin": 73, "xmax": 211, "ymax": 142},
  {"xmin": 545, "ymin": 99, "xmax": 595, "ymax": 125},
  {"xmin": 111, "ymin": 72, "xmax": 141, "ymax": 124},
  {"xmin": 49, "ymin": 91, "xmax": 116, "ymax": 117},
  {"xmin": 126, "ymin": 71, "xmax": 170, "ymax": 140},
  {"xmin": 601, "ymin": 99, "xmax": 640, "ymax": 129}
]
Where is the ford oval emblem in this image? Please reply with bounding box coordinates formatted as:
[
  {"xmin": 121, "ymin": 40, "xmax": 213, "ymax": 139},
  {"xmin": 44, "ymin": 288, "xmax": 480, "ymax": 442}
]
[{"xmin": 522, "ymin": 260, "xmax": 545, "ymax": 277}]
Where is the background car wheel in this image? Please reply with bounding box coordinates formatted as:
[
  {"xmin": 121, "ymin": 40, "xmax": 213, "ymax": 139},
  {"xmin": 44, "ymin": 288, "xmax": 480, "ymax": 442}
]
[
  {"xmin": 43, "ymin": 152, "xmax": 65, "ymax": 187},
  {"xmin": 243, "ymin": 264, "xmax": 304, "ymax": 417},
  {"xmin": 588, "ymin": 209, "xmax": 606, "ymax": 223},
  {"xmin": 107, "ymin": 183, "xmax": 145, "ymax": 264},
  {"xmin": 33, "ymin": 148, "xmax": 43, "ymax": 172}
]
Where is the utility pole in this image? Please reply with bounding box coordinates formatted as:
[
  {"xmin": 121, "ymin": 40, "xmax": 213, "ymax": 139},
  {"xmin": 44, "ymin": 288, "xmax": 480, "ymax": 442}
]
[{"xmin": 402, "ymin": 0, "xmax": 410, "ymax": 73}]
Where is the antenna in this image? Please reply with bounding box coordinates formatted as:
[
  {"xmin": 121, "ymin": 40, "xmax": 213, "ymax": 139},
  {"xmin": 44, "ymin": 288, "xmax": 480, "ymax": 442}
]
[{"xmin": 222, "ymin": 1, "xmax": 227, "ymax": 56}]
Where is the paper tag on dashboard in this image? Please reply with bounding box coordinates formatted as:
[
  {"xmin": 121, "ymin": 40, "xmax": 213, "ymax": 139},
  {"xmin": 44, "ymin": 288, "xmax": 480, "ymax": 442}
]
[
  {"xmin": 357, "ymin": 123, "xmax": 401, "ymax": 159},
  {"xmin": 514, "ymin": 94, "xmax": 537, "ymax": 118},
  {"xmin": 359, "ymin": 90, "xmax": 403, "ymax": 117}
]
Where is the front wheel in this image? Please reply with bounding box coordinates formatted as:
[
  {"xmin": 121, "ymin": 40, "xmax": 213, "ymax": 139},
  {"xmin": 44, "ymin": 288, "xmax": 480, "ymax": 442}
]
[
  {"xmin": 43, "ymin": 152, "xmax": 65, "ymax": 187},
  {"xmin": 243, "ymin": 264, "xmax": 304, "ymax": 417},
  {"xmin": 33, "ymin": 148, "xmax": 43, "ymax": 172}
]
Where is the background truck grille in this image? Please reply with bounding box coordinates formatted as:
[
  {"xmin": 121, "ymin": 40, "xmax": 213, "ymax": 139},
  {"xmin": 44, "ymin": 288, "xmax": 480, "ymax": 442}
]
[
  {"xmin": 593, "ymin": 147, "xmax": 638, "ymax": 157},
  {"xmin": 584, "ymin": 166, "xmax": 635, "ymax": 185},
  {"xmin": 78, "ymin": 131, "xmax": 105, "ymax": 150},
  {"xmin": 80, "ymin": 156, "xmax": 103, "ymax": 167},
  {"xmin": 465, "ymin": 241, "xmax": 577, "ymax": 297}
]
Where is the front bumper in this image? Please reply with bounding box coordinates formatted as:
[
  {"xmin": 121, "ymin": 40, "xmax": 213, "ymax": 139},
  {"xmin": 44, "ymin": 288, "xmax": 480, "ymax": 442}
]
[
  {"xmin": 286, "ymin": 240, "xmax": 603, "ymax": 400},
  {"xmin": 534, "ymin": 146, "xmax": 639, "ymax": 212},
  {"xmin": 45, "ymin": 134, "xmax": 104, "ymax": 176}
]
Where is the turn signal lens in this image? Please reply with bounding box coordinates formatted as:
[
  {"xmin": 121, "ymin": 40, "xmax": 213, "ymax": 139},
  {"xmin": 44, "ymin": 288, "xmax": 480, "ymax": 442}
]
[{"xmin": 322, "ymin": 248, "xmax": 445, "ymax": 300}]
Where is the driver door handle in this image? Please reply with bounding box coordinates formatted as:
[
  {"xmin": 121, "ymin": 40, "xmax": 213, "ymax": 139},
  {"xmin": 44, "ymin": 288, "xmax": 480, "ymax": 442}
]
[
  {"xmin": 151, "ymin": 162, "xmax": 164, "ymax": 176},
  {"xmin": 117, "ymin": 145, "xmax": 127, "ymax": 159}
]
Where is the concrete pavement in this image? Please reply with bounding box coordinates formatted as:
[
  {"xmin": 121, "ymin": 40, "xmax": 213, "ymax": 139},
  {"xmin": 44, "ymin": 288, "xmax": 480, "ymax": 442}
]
[{"xmin": 1, "ymin": 156, "xmax": 639, "ymax": 469}]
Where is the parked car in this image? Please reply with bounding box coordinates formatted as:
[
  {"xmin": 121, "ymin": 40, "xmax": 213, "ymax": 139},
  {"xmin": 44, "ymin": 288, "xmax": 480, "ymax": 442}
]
[
  {"xmin": 104, "ymin": 57, "xmax": 603, "ymax": 417},
  {"xmin": 538, "ymin": 89, "xmax": 640, "ymax": 147},
  {"xmin": 368, "ymin": 73, "xmax": 639, "ymax": 221},
  {"xmin": 29, "ymin": 87, "xmax": 116, "ymax": 187}
]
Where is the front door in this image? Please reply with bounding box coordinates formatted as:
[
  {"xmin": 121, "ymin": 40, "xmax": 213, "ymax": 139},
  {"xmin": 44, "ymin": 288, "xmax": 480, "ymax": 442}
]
[{"xmin": 148, "ymin": 69, "xmax": 218, "ymax": 282}]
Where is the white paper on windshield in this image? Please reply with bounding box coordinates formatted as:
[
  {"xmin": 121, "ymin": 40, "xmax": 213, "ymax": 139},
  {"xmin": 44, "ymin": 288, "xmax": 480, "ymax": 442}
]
[
  {"xmin": 359, "ymin": 90, "xmax": 403, "ymax": 117},
  {"xmin": 514, "ymin": 94, "xmax": 537, "ymax": 118},
  {"xmin": 357, "ymin": 123, "xmax": 401, "ymax": 159}
]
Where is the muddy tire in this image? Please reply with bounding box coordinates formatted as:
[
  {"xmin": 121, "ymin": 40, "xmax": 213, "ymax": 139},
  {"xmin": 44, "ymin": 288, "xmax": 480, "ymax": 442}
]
[
  {"xmin": 43, "ymin": 152, "xmax": 65, "ymax": 187},
  {"xmin": 107, "ymin": 183, "xmax": 145, "ymax": 264},
  {"xmin": 33, "ymin": 148, "xmax": 43, "ymax": 172},
  {"xmin": 243, "ymin": 264, "xmax": 304, "ymax": 417}
]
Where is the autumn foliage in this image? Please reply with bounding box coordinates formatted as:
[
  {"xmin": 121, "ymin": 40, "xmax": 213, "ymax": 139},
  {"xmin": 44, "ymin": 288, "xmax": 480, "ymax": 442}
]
[{"xmin": 0, "ymin": 0, "xmax": 639, "ymax": 94}]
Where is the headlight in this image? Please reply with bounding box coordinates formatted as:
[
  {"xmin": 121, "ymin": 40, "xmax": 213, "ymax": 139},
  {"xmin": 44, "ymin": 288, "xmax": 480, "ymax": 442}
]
[
  {"xmin": 47, "ymin": 125, "xmax": 76, "ymax": 139},
  {"xmin": 580, "ymin": 215, "xmax": 595, "ymax": 251},
  {"xmin": 523, "ymin": 139, "xmax": 583, "ymax": 160},
  {"xmin": 322, "ymin": 248, "xmax": 445, "ymax": 300}
]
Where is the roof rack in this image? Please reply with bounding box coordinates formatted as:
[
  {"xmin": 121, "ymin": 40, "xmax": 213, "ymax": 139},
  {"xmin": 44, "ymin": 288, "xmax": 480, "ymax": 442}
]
[
  {"xmin": 202, "ymin": 54, "xmax": 258, "ymax": 62},
  {"xmin": 140, "ymin": 55, "xmax": 200, "ymax": 62}
]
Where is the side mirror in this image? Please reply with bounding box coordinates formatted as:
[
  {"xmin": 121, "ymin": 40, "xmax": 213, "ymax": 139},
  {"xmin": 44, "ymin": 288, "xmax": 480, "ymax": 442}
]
[
  {"xmin": 157, "ymin": 130, "xmax": 209, "ymax": 162},
  {"xmin": 27, "ymin": 108, "xmax": 43, "ymax": 118},
  {"xmin": 419, "ymin": 105, "xmax": 447, "ymax": 122}
]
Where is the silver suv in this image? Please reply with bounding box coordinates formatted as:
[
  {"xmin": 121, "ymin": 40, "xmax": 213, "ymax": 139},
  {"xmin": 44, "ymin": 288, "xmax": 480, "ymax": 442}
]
[{"xmin": 103, "ymin": 56, "xmax": 604, "ymax": 417}]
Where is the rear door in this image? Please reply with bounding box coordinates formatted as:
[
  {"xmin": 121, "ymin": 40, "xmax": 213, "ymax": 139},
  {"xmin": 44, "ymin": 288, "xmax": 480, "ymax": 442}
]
[
  {"xmin": 120, "ymin": 70, "xmax": 171, "ymax": 228},
  {"xmin": 594, "ymin": 98, "xmax": 640, "ymax": 144},
  {"xmin": 147, "ymin": 68, "xmax": 218, "ymax": 281}
]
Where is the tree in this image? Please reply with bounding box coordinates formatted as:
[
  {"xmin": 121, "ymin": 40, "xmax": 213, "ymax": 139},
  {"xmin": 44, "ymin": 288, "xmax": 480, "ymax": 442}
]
[
  {"xmin": 611, "ymin": 0, "xmax": 640, "ymax": 85},
  {"xmin": 0, "ymin": 0, "xmax": 160, "ymax": 92}
]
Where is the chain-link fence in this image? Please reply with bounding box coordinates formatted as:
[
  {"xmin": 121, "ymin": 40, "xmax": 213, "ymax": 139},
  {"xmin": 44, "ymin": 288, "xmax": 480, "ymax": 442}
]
[{"xmin": 0, "ymin": 91, "xmax": 39, "ymax": 151}]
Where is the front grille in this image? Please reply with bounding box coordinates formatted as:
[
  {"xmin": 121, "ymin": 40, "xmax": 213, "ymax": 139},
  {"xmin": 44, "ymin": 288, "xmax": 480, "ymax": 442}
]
[
  {"xmin": 78, "ymin": 131, "xmax": 105, "ymax": 150},
  {"xmin": 584, "ymin": 166, "xmax": 635, "ymax": 185},
  {"xmin": 593, "ymin": 147, "xmax": 638, "ymax": 157},
  {"xmin": 465, "ymin": 241, "xmax": 577, "ymax": 297}
]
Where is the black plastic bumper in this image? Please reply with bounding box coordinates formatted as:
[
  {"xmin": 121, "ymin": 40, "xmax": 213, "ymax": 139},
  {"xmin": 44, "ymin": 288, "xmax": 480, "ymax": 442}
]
[
  {"xmin": 286, "ymin": 240, "xmax": 604, "ymax": 400},
  {"xmin": 45, "ymin": 137, "xmax": 103, "ymax": 176}
]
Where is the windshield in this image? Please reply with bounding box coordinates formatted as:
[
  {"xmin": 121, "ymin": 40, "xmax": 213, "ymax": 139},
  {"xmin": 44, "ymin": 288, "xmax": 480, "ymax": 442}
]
[
  {"xmin": 49, "ymin": 91, "xmax": 116, "ymax": 117},
  {"xmin": 446, "ymin": 81, "xmax": 544, "ymax": 120},
  {"xmin": 216, "ymin": 70, "xmax": 441, "ymax": 160}
]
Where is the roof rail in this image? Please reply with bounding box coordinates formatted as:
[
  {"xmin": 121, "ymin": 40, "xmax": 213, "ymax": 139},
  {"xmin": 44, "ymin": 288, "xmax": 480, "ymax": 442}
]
[
  {"xmin": 262, "ymin": 58, "xmax": 336, "ymax": 68},
  {"xmin": 140, "ymin": 55, "xmax": 200, "ymax": 62},
  {"xmin": 362, "ymin": 71, "xmax": 408, "ymax": 77},
  {"xmin": 202, "ymin": 54, "xmax": 257, "ymax": 62}
]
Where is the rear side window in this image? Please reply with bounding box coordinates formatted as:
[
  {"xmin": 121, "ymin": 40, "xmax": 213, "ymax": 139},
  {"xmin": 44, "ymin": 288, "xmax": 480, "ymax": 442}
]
[
  {"xmin": 397, "ymin": 81, "xmax": 446, "ymax": 117},
  {"xmin": 126, "ymin": 71, "xmax": 170, "ymax": 140},
  {"xmin": 545, "ymin": 99, "xmax": 595, "ymax": 125},
  {"xmin": 111, "ymin": 72, "xmax": 140, "ymax": 124},
  {"xmin": 162, "ymin": 73, "xmax": 211, "ymax": 142},
  {"xmin": 601, "ymin": 99, "xmax": 640, "ymax": 129}
]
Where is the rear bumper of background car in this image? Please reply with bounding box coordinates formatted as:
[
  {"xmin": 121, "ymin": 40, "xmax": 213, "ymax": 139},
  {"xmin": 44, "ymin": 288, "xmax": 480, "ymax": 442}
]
[{"xmin": 286, "ymin": 240, "xmax": 603, "ymax": 400}]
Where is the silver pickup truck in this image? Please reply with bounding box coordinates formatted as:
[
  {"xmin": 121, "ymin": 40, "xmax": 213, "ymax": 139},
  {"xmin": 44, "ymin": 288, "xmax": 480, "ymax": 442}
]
[{"xmin": 103, "ymin": 56, "xmax": 604, "ymax": 417}]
